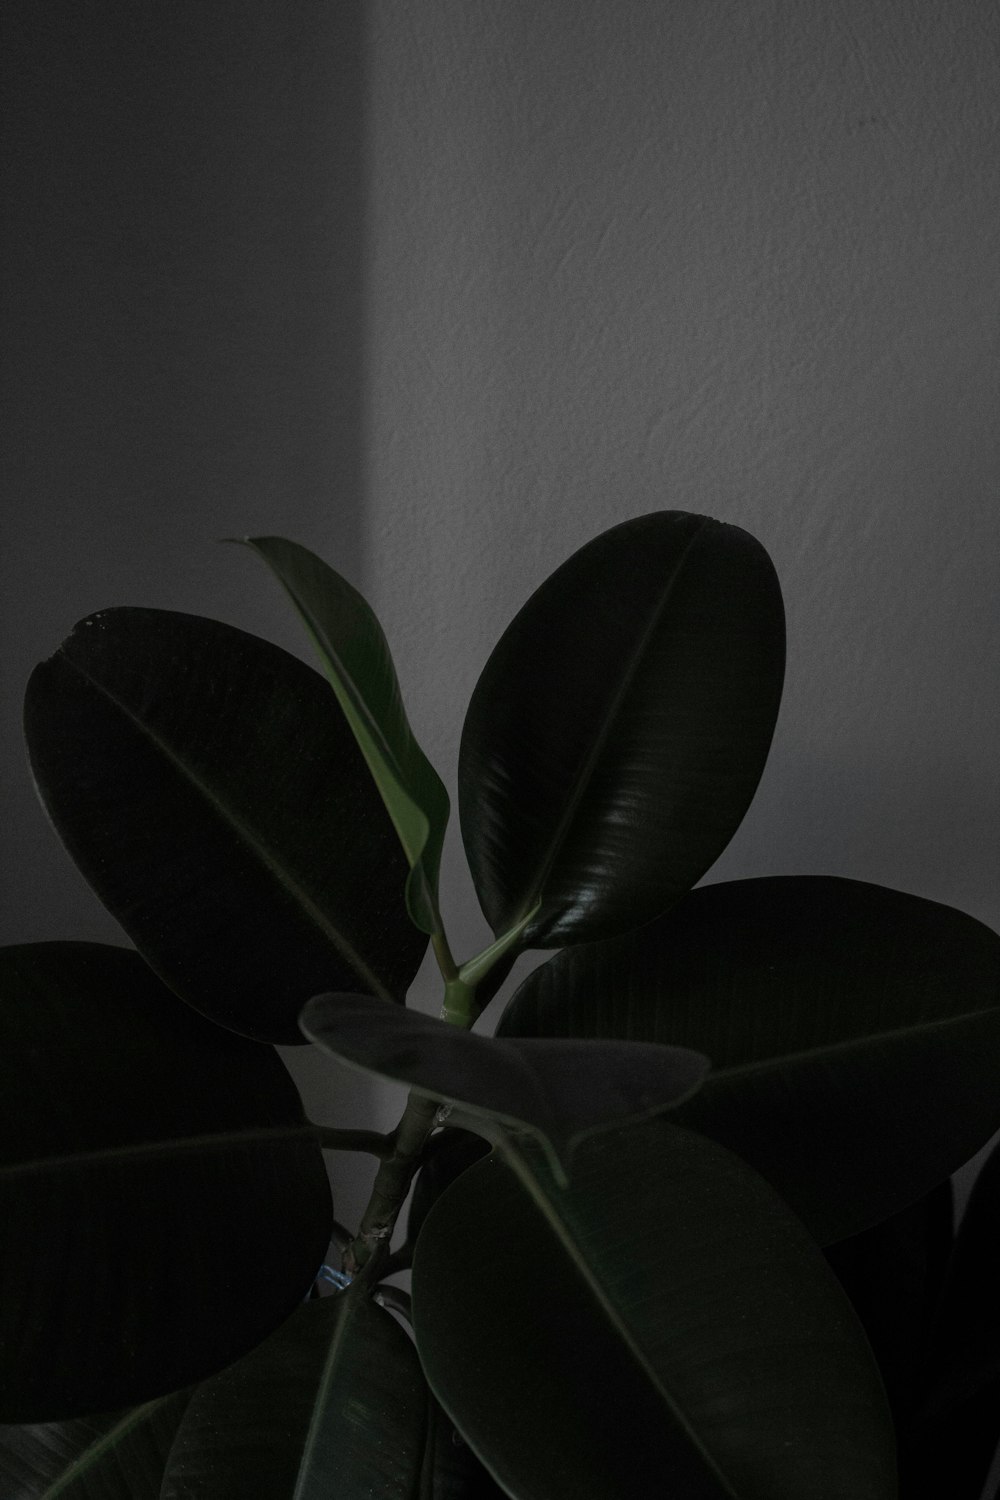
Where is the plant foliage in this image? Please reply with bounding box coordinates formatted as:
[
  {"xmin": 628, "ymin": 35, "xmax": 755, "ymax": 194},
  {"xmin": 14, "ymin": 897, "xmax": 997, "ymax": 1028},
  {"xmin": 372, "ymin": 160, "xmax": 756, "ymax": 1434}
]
[{"xmin": 3, "ymin": 511, "xmax": 997, "ymax": 1498}]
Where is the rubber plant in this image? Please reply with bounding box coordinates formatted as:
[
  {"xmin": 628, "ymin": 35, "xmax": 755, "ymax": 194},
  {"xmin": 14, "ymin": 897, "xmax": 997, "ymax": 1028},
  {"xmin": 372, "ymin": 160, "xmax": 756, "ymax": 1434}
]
[{"xmin": 3, "ymin": 511, "xmax": 1000, "ymax": 1499}]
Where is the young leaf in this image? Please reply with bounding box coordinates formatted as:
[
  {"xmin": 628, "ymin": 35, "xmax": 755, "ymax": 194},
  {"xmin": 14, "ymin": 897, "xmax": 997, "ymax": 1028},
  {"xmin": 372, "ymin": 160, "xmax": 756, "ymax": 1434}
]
[
  {"xmin": 234, "ymin": 536, "xmax": 450, "ymax": 935},
  {"xmin": 0, "ymin": 942, "xmax": 332, "ymax": 1421},
  {"xmin": 24, "ymin": 607, "xmax": 426, "ymax": 1043},
  {"xmin": 499, "ymin": 875, "xmax": 1000, "ymax": 1244},
  {"xmin": 458, "ymin": 511, "xmax": 784, "ymax": 948},
  {"xmin": 412, "ymin": 1122, "xmax": 896, "ymax": 1500},
  {"xmin": 0, "ymin": 1391, "xmax": 191, "ymax": 1500},
  {"xmin": 161, "ymin": 1295, "xmax": 427, "ymax": 1500},
  {"xmin": 300, "ymin": 991, "xmax": 708, "ymax": 1182}
]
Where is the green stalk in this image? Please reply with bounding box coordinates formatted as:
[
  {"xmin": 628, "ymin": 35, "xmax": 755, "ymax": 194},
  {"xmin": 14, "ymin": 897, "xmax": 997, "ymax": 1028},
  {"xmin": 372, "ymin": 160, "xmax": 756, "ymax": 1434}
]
[
  {"xmin": 343, "ymin": 1092, "xmax": 442, "ymax": 1275},
  {"xmin": 344, "ymin": 908, "xmax": 540, "ymax": 1275}
]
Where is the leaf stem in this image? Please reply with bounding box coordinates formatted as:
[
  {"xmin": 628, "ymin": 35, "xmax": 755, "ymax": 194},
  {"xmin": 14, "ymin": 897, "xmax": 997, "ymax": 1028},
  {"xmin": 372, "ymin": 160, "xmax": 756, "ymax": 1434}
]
[{"xmin": 343, "ymin": 1091, "xmax": 442, "ymax": 1274}]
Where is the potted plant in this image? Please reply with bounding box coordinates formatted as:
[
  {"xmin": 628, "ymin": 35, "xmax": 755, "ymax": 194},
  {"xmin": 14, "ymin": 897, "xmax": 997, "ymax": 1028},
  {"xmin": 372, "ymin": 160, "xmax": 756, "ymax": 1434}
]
[{"xmin": 2, "ymin": 511, "xmax": 999, "ymax": 1498}]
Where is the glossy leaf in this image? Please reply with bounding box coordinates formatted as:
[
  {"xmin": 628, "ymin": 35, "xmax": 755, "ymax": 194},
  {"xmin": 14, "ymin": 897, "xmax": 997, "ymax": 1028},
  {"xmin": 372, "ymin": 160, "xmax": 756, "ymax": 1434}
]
[
  {"xmin": 234, "ymin": 536, "xmax": 450, "ymax": 934},
  {"xmin": 0, "ymin": 943, "xmax": 332, "ymax": 1421},
  {"xmin": 499, "ymin": 875, "xmax": 1000, "ymax": 1243},
  {"xmin": 458, "ymin": 511, "xmax": 784, "ymax": 948},
  {"xmin": 412, "ymin": 1123, "xmax": 896, "ymax": 1500},
  {"xmin": 161, "ymin": 1294, "xmax": 426, "ymax": 1499},
  {"xmin": 24, "ymin": 607, "xmax": 426, "ymax": 1043},
  {"xmin": 0, "ymin": 1391, "xmax": 190, "ymax": 1500},
  {"xmin": 300, "ymin": 991, "xmax": 708, "ymax": 1182}
]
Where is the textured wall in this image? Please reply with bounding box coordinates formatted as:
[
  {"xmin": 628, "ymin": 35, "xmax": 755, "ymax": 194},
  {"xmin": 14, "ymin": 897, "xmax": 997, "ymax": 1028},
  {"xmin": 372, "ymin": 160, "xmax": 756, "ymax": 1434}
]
[
  {"xmin": 2, "ymin": 0, "xmax": 376, "ymax": 1230},
  {"xmin": 3, "ymin": 0, "xmax": 367, "ymax": 945},
  {"xmin": 363, "ymin": 0, "xmax": 1000, "ymax": 994},
  {"xmin": 4, "ymin": 0, "xmax": 999, "ymax": 1269}
]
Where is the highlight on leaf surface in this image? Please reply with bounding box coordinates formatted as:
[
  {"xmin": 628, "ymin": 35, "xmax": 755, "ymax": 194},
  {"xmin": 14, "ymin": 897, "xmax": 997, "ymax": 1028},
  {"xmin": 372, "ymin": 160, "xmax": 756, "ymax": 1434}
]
[
  {"xmin": 24, "ymin": 607, "xmax": 426, "ymax": 1042},
  {"xmin": 458, "ymin": 510, "xmax": 785, "ymax": 949},
  {"xmin": 412, "ymin": 1121, "xmax": 896, "ymax": 1500},
  {"xmin": 233, "ymin": 535, "xmax": 450, "ymax": 935},
  {"xmin": 300, "ymin": 989, "xmax": 709, "ymax": 1182}
]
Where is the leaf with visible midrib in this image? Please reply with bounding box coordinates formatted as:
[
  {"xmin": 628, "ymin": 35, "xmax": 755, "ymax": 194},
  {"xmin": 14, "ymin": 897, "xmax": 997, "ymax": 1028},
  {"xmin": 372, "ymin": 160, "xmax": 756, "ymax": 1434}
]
[
  {"xmin": 458, "ymin": 511, "xmax": 785, "ymax": 949},
  {"xmin": 300, "ymin": 989, "xmax": 708, "ymax": 1182},
  {"xmin": 412, "ymin": 1123, "xmax": 896, "ymax": 1500},
  {"xmin": 235, "ymin": 536, "xmax": 450, "ymax": 935},
  {"xmin": 161, "ymin": 1295, "xmax": 427, "ymax": 1500},
  {"xmin": 0, "ymin": 1391, "xmax": 190, "ymax": 1500},
  {"xmin": 498, "ymin": 875, "xmax": 1000, "ymax": 1244},
  {"xmin": 24, "ymin": 607, "xmax": 426, "ymax": 1043},
  {"xmin": 0, "ymin": 942, "xmax": 332, "ymax": 1422}
]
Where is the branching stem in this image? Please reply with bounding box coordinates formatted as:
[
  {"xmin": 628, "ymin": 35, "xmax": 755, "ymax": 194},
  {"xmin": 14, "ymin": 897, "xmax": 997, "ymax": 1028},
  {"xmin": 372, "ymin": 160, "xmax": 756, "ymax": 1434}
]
[{"xmin": 344, "ymin": 1092, "xmax": 441, "ymax": 1274}]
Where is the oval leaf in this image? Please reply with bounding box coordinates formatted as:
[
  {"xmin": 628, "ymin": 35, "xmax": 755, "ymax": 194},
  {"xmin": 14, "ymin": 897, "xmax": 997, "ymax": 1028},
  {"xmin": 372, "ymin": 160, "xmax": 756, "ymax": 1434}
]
[
  {"xmin": 499, "ymin": 875, "xmax": 1000, "ymax": 1244},
  {"xmin": 0, "ymin": 1391, "xmax": 190, "ymax": 1500},
  {"xmin": 0, "ymin": 943, "xmax": 332, "ymax": 1421},
  {"xmin": 161, "ymin": 1294, "xmax": 427, "ymax": 1499},
  {"xmin": 300, "ymin": 991, "xmax": 708, "ymax": 1182},
  {"xmin": 458, "ymin": 511, "xmax": 784, "ymax": 947},
  {"xmin": 412, "ymin": 1123, "xmax": 896, "ymax": 1500},
  {"xmin": 234, "ymin": 537, "xmax": 450, "ymax": 935},
  {"xmin": 24, "ymin": 607, "xmax": 426, "ymax": 1043}
]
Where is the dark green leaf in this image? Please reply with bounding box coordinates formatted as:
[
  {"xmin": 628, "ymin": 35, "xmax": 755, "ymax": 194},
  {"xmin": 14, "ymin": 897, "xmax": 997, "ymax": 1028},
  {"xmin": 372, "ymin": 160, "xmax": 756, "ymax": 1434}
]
[
  {"xmin": 412, "ymin": 1123, "xmax": 896, "ymax": 1500},
  {"xmin": 914, "ymin": 1132, "xmax": 1000, "ymax": 1422},
  {"xmin": 24, "ymin": 608, "xmax": 426, "ymax": 1043},
  {"xmin": 161, "ymin": 1294, "xmax": 427, "ymax": 1499},
  {"xmin": 499, "ymin": 876, "xmax": 1000, "ymax": 1243},
  {"xmin": 234, "ymin": 537, "xmax": 450, "ymax": 935},
  {"xmin": 825, "ymin": 1183, "xmax": 954, "ymax": 1421},
  {"xmin": 458, "ymin": 511, "xmax": 784, "ymax": 947},
  {"xmin": 0, "ymin": 943, "xmax": 332, "ymax": 1421},
  {"xmin": 300, "ymin": 991, "xmax": 708, "ymax": 1181},
  {"xmin": 422, "ymin": 1396, "xmax": 508, "ymax": 1500},
  {"xmin": 0, "ymin": 1390, "xmax": 190, "ymax": 1500},
  {"xmin": 408, "ymin": 1130, "xmax": 490, "ymax": 1251}
]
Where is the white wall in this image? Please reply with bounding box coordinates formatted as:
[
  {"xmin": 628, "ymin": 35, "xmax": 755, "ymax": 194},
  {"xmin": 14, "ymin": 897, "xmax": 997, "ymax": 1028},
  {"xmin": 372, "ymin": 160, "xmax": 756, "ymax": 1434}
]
[
  {"xmin": 362, "ymin": 0, "xmax": 1000, "ymax": 987},
  {"xmin": 4, "ymin": 0, "xmax": 999, "ymax": 1348}
]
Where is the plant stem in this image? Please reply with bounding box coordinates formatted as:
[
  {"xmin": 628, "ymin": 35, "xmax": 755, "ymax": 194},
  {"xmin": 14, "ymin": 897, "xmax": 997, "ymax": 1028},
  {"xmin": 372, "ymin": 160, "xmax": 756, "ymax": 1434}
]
[
  {"xmin": 343, "ymin": 1091, "xmax": 442, "ymax": 1275},
  {"xmin": 431, "ymin": 926, "xmax": 459, "ymax": 982},
  {"xmin": 312, "ymin": 1125, "xmax": 394, "ymax": 1158},
  {"xmin": 441, "ymin": 975, "xmax": 476, "ymax": 1027}
]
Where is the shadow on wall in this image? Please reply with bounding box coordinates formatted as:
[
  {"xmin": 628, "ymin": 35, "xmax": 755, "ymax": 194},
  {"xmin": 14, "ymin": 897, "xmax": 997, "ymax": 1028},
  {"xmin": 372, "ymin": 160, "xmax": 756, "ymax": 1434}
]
[
  {"xmin": 3, "ymin": 1, "xmax": 372, "ymax": 1233},
  {"xmin": 3, "ymin": 0, "xmax": 368, "ymax": 947}
]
